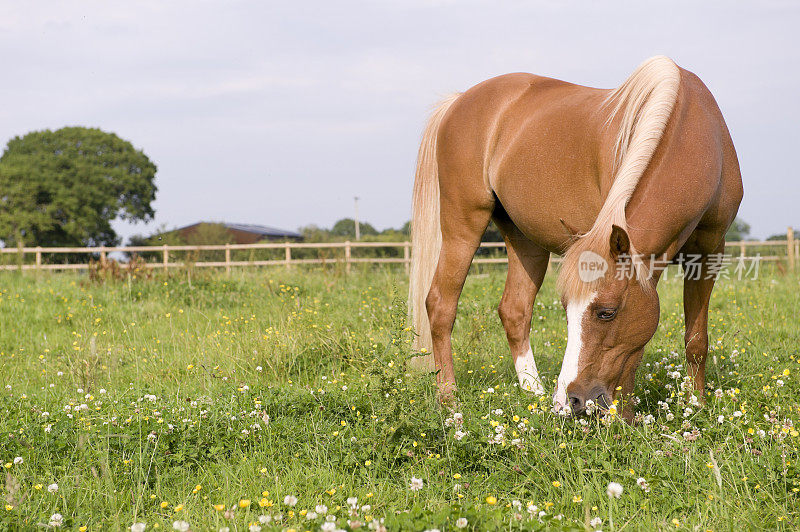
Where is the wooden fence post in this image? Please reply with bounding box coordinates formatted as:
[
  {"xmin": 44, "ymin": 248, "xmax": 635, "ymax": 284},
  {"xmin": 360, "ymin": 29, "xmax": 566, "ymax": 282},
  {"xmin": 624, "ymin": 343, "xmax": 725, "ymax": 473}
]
[
  {"xmin": 163, "ymin": 244, "xmax": 169, "ymax": 272},
  {"xmin": 225, "ymin": 243, "xmax": 231, "ymax": 275},
  {"xmin": 739, "ymin": 241, "xmax": 746, "ymax": 259},
  {"xmin": 99, "ymin": 249, "xmax": 106, "ymax": 265},
  {"xmin": 285, "ymin": 242, "xmax": 291, "ymax": 270},
  {"xmin": 404, "ymin": 242, "xmax": 410, "ymax": 274},
  {"xmin": 788, "ymin": 226, "xmax": 795, "ymax": 272},
  {"xmin": 345, "ymin": 241, "xmax": 351, "ymax": 274},
  {"xmin": 36, "ymin": 246, "xmax": 42, "ymax": 271}
]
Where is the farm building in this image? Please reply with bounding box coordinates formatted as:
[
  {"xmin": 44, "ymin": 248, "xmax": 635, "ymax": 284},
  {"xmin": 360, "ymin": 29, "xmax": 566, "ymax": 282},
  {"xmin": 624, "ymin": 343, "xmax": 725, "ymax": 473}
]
[{"xmin": 172, "ymin": 222, "xmax": 303, "ymax": 244}]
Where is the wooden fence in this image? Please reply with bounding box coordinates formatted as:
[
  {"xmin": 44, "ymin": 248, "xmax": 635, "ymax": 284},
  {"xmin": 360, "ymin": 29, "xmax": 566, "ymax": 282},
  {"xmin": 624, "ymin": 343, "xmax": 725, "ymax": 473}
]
[{"xmin": 0, "ymin": 227, "xmax": 796, "ymax": 273}]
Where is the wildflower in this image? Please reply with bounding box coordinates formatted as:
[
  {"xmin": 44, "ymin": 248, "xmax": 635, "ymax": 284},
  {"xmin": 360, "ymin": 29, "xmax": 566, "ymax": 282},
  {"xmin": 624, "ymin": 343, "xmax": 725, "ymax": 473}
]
[
  {"xmin": 13, "ymin": 457, "xmax": 23, "ymax": 465},
  {"xmin": 131, "ymin": 524, "xmax": 147, "ymax": 532},
  {"xmin": 49, "ymin": 513, "xmax": 64, "ymax": 527},
  {"xmin": 249, "ymin": 525, "xmax": 262, "ymax": 532},
  {"xmin": 315, "ymin": 504, "xmax": 328, "ymax": 515},
  {"xmin": 258, "ymin": 515, "xmax": 272, "ymax": 524},
  {"xmin": 321, "ymin": 523, "xmax": 336, "ymax": 532},
  {"xmin": 454, "ymin": 430, "xmax": 467, "ymax": 441},
  {"xmin": 47, "ymin": 483, "xmax": 59, "ymax": 493},
  {"xmin": 239, "ymin": 499, "xmax": 251, "ymax": 508},
  {"xmin": 284, "ymin": 495, "xmax": 298, "ymax": 506},
  {"xmin": 636, "ymin": 477, "xmax": 650, "ymax": 493},
  {"xmin": 347, "ymin": 497, "xmax": 358, "ymax": 508},
  {"xmin": 172, "ymin": 521, "xmax": 190, "ymax": 532},
  {"xmin": 606, "ymin": 482, "xmax": 623, "ymax": 498},
  {"xmin": 486, "ymin": 495, "xmax": 497, "ymax": 505},
  {"xmin": 306, "ymin": 511, "xmax": 318, "ymax": 520},
  {"xmin": 455, "ymin": 517, "xmax": 468, "ymax": 528},
  {"xmin": 552, "ymin": 481, "xmax": 561, "ymax": 488},
  {"xmin": 409, "ymin": 477, "xmax": 424, "ymax": 491},
  {"xmin": 590, "ymin": 517, "xmax": 602, "ymax": 528}
]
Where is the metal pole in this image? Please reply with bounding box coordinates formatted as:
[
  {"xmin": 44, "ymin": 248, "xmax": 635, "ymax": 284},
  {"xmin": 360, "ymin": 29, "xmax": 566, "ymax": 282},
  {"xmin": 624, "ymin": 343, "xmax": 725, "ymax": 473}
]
[
  {"xmin": 354, "ymin": 196, "xmax": 360, "ymax": 241},
  {"xmin": 788, "ymin": 226, "xmax": 795, "ymax": 272}
]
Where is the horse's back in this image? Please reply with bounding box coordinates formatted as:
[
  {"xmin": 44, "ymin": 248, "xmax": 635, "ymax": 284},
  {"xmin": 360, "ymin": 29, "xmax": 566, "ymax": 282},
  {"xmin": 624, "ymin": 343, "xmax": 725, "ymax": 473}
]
[{"xmin": 437, "ymin": 73, "xmax": 613, "ymax": 252}]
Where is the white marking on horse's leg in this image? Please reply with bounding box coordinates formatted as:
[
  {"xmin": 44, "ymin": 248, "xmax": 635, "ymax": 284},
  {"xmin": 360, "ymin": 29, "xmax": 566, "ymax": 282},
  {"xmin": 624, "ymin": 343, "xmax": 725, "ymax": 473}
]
[
  {"xmin": 515, "ymin": 345, "xmax": 544, "ymax": 395},
  {"xmin": 553, "ymin": 293, "xmax": 595, "ymax": 412}
]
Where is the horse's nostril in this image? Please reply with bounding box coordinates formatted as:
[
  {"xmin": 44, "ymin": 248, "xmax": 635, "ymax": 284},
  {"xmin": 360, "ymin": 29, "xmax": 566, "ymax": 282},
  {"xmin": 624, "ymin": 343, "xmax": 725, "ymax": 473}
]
[{"xmin": 568, "ymin": 394, "xmax": 585, "ymax": 414}]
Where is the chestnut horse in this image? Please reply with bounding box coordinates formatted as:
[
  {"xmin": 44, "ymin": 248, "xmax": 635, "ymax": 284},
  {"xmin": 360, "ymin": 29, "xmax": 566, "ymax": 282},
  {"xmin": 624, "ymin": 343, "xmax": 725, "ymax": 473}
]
[{"xmin": 408, "ymin": 56, "xmax": 742, "ymax": 418}]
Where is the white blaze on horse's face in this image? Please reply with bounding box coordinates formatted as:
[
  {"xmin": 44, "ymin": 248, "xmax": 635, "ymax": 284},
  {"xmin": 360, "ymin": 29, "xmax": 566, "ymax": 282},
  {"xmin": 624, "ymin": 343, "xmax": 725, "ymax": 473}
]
[{"xmin": 553, "ymin": 293, "xmax": 596, "ymax": 412}]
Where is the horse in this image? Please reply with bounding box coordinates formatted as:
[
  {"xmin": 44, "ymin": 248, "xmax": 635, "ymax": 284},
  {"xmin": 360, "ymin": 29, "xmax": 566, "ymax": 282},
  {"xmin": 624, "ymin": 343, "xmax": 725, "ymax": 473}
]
[{"xmin": 407, "ymin": 56, "xmax": 743, "ymax": 418}]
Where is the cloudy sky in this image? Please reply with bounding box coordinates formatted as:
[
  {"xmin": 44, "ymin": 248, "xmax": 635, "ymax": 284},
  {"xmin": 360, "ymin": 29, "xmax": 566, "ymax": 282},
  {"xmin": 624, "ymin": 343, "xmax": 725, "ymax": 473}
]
[{"xmin": 1, "ymin": 1, "xmax": 797, "ymax": 241}]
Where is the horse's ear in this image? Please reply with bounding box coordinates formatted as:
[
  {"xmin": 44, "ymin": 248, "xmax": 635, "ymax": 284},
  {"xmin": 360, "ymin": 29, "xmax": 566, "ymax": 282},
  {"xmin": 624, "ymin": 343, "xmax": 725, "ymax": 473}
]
[
  {"xmin": 560, "ymin": 218, "xmax": 580, "ymax": 239},
  {"xmin": 609, "ymin": 224, "xmax": 630, "ymax": 258}
]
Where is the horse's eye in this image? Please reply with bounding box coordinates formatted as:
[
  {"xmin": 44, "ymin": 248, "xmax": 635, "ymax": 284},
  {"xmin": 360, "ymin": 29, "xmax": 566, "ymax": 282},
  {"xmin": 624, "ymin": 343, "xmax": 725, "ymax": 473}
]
[{"xmin": 596, "ymin": 308, "xmax": 617, "ymax": 321}]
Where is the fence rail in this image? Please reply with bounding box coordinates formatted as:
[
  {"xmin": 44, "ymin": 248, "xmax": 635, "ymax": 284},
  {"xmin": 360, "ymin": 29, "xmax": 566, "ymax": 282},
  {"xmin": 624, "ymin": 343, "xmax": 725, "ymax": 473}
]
[{"xmin": 0, "ymin": 226, "xmax": 797, "ymax": 273}]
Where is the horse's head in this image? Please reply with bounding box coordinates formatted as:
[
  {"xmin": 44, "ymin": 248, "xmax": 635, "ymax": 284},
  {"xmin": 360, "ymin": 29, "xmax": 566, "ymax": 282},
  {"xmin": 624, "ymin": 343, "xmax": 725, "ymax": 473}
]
[{"xmin": 553, "ymin": 224, "xmax": 659, "ymax": 416}]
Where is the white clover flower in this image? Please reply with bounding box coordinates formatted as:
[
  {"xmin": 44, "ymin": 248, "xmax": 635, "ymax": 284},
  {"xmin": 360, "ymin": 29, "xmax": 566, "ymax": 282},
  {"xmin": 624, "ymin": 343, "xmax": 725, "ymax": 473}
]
[
  {"xmin": 219, "ymin": 528, "xmax": 230, "ymax": 532},
  {"xmin": 454, "ymin": 430, "xmax": 467, "ymax": 441},
  {"xmin": 315, "ymin": 505, "xmax": 328, "ymax": 515},
  {"xmin": 256, "ymin": 366, "xmax": 263, "ymax": 372},
  {"xmin": 455, "ymin": 517, "xmax": 468, "ymax": 528},
  {"xmin": 321, "ymin": 523, "xmax": 336, "ymax": 532},
  {"xmin": 636, "ymin": 477, "xmax": 650, "ymax": 493},
  {"xmin": 248, "ymin": 525, "xmax": 262, "ymax": 532},
  {"xmin": 258, "ymin": 515, "xmax": 272, "ymax": 524},
  {"xmin": 13, "ymin": 457, "xmax": 23, "ymax": 465},
  {"xmin": 492, "ymin": 409, "xmax": 503, "ymax": 416},
  {"xmin": 346, "ymin": 497, "xmax": 358, "ymax": 508},
  {"xmin": 453, "ymin": 412, "xmax": 463, "ymax": 424},
  {"xmin": 283, "ymin": 495, "xmax": 298, "ymax": 506},
  {"xmin": 47, "ymin": 483, "xmax": 58, "ymax": 493},
  {"xmin": 306, "ymin": 511, "xmax": 318, "ymax": 520},
  {"xmin": 590, "ymin": 516, "xmax": 602, "ymax": 528},
  {"xmin": 131, "ymin": 524, "xmax": 146, "ymax": 532},
  {"xmin": 49, "ymin": 513, "xmax": 64, "ymax": 527},
  {"xmin": 606, "ymin": 482, "xmax": 623, "ymax": 498},
  {"xmin": 409, "ymin": 477, "xmax": 424, "ymax": 491},
  {"xmin": 718, "ymin": 415, "xmax": 725, "ymax": 424},
  {"xmin": 172, "ymin": 521, "xmax": 190, "ymax": 532}
]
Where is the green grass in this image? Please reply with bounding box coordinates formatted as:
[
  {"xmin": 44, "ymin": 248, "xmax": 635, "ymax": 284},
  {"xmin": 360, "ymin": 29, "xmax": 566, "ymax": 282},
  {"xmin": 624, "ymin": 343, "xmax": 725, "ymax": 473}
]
[{"xmin": 1, "ymin": 265, "xmax": 799, "ymax": 531}]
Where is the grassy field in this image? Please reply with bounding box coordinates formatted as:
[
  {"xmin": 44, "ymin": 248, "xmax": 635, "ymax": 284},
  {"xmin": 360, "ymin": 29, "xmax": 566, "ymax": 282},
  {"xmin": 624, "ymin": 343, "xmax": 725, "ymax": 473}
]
[{"xmin": 1, "ymin": 265, "xmax": 799, "ymax": 531}]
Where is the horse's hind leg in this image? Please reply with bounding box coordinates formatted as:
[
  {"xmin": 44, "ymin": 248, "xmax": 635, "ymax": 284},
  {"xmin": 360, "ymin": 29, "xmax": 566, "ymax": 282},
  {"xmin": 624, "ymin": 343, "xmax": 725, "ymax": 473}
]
[
  {"xmin": 683, "ymin": 241, "xmax": 725, "ymax": 394},
  {"xmin": 426, "ymin": 201, "xmax": 493, "ymax": 401},
  {"xmin": 494, "ymin": 213, "xmax": 550, "ymax": 394}
]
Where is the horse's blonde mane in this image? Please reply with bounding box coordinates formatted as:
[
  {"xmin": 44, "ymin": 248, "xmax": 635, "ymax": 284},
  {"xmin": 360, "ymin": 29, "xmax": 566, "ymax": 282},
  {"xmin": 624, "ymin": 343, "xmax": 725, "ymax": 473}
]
[{"xmin": 557, "ymin": 56, "xmax": 681, "ymax": 299}]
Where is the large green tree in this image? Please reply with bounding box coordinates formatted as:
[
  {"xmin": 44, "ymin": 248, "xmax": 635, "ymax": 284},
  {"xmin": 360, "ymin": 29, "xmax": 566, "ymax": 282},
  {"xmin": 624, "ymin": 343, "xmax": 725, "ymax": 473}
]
[{"xmin": 0, "ymin": 127, "xmax": 157, "ymax": 246}]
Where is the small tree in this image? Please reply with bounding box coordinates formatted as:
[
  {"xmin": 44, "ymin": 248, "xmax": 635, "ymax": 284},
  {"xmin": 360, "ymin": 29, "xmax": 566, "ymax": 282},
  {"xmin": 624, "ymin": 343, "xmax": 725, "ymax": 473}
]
[
  {"xmin": 0, "ymin": 127, "xmax": 157, "ymax": 247},
  {"xmin": 725, "ymin": 217, "xmax": 750, "ymax": 241},
  {"xmin": 330, "ymin": 218, "xmax": 378, "ymax": 238}
]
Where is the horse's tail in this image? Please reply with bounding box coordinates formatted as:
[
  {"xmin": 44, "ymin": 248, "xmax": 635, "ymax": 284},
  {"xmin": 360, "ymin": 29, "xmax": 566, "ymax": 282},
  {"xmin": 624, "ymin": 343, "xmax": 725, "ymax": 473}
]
[{"xmin": 408, "ymin": 93, "xmax": 461, "ymax": 355}]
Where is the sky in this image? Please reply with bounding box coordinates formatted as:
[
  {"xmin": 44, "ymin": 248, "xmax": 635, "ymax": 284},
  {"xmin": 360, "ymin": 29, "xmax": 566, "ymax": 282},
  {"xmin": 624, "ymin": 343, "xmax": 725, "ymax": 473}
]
[{"xmin": 0, "ymin": 1, "xmax": 797, "ymax": 242}]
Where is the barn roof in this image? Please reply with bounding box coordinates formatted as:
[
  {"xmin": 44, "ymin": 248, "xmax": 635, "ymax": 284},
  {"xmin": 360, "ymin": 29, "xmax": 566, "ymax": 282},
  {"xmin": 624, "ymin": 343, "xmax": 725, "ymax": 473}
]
[
  {"xmin": 177, "ymin": 222, "xmax": 302, "ymax": 239},
  {"xmin": 222, "ymin": 223, "xmax": 302, "ymax": 239}
]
